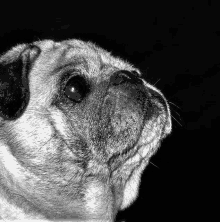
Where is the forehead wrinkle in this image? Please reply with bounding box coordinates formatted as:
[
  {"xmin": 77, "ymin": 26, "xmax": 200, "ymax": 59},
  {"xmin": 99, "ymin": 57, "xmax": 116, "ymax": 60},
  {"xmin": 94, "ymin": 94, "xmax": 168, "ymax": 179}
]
[
  {"xmin": 52, "ymin": 55, "xmax": 89, "ymax": 76},
  {"xmin": 51, "ymin": 44, "xmax": 115, "ymax": 79}
]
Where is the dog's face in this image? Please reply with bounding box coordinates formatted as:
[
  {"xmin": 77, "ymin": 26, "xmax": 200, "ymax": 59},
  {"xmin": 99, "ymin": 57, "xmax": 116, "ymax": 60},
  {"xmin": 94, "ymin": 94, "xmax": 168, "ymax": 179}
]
[{"xmin": 0, "ymin": 40, "xmax": 171, "ymax": 221}]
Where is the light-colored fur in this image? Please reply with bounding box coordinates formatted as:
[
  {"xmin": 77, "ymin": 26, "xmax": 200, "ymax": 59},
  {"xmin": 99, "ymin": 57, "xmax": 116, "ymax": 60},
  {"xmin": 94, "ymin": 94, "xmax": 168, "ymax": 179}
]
[{"xmin": 0, "ymin": 39, "xmax": 171, "ymax": 221}]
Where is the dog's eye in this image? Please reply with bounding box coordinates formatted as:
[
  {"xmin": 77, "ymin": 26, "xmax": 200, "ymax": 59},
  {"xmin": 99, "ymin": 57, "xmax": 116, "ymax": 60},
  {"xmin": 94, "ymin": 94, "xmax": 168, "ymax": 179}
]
[{"xmin": 64, "ymin": 75, "xmax": 89, "ymax": 102}]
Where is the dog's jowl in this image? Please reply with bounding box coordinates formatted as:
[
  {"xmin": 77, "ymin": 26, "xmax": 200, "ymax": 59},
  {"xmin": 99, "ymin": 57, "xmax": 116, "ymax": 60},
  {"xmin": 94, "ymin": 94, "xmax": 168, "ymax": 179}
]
[{"xmin": 0, "ymin": 39, "xmax": 172, "ymax": 221}]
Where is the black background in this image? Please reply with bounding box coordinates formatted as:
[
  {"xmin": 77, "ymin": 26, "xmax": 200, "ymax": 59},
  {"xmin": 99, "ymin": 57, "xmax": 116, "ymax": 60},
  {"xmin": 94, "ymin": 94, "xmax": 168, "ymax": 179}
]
[{"xmin": 0, "ymin": 1, "xmax": 217, "ymax": 221}]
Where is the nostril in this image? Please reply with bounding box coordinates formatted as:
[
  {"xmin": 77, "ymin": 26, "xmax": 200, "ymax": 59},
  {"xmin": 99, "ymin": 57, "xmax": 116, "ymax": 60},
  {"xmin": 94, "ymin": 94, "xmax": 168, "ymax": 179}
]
[
  {"xmin": 147, "ymin": 86, "xmax": 170, "ymax": 115},
  {"xmin": 114, "ymin": 72, "xmax": 131, "ymax": 85},
  {"xmin": 110, "ymin": 70, "xmax": 143, "ymax": 86}
]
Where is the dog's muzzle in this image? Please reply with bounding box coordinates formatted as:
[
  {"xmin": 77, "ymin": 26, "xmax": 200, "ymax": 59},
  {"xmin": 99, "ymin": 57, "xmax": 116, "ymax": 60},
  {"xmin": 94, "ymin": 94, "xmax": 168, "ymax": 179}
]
[
  {"xmin": 110, "ymin": 70, "xmax": 168, "ymax": 109},
  {"xmin": 110, "ymin": 70, "xmax": 143, "ymax": 86},
  {"xmin": 89, "ymin": 70, "xmax": 169, "ymax": 159}
]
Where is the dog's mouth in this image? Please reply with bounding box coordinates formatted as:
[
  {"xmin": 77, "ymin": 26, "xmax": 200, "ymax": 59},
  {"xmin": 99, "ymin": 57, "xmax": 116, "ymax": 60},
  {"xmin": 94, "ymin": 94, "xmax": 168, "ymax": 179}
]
[
  {"xmin": 97, "ymin": 73, "xmax": 171, "ymax": 168},
  {"xmin": 59, "ymin": 71, "xmax": 171, "ymax": 171},
  {"xmin": 87, "ymin": 72, "xmax": 169, "ymax": 166}
]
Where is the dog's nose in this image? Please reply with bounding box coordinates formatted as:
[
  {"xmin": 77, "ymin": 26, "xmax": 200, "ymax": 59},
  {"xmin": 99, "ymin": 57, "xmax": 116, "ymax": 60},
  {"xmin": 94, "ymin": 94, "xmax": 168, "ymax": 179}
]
[{"xmin": 110, "ymin": 70, "xmax": 143, "ymax": 86}]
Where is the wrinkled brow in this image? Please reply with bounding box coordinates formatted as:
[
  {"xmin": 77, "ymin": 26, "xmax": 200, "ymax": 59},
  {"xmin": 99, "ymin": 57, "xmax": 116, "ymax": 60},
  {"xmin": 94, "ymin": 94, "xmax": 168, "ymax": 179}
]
[{"xmin": 52, "ymin": 57, "xmax": 89, "ymax": 76}]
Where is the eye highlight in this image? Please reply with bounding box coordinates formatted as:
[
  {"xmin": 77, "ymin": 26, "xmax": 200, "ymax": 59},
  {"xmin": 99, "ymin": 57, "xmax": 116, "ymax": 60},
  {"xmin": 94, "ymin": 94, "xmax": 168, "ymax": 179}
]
[{"xmin": 64, "ymin": 75, "xmax": 90, "ymax": 103}]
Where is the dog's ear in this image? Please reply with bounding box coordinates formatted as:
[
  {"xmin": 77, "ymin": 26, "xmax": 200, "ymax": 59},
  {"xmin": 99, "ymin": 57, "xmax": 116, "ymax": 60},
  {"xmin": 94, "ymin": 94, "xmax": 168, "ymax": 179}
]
[{"xmin": 0, "ymin": 44, "xmax": 41, "ymax": 120}]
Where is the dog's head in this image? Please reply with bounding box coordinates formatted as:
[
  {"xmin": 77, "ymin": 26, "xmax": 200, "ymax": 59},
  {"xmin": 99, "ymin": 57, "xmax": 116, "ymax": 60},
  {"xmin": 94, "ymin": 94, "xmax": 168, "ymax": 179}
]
[{"xmin": 0, "ymin": 40, "xmax": 171, "ymax": 221}]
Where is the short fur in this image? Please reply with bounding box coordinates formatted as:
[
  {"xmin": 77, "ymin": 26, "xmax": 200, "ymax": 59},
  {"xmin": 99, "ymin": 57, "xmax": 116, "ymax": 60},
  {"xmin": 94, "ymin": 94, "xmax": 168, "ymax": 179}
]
[{"xmin": 0, "ymin": 39, "xmax": 171, "ymax": 222}]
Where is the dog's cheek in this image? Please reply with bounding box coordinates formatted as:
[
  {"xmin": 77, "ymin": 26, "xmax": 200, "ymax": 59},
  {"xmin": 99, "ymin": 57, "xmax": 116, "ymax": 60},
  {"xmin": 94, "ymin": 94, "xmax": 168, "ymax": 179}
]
[{"xmin": 0, "ymin": 45, "xmax": 41, "ymax": 121}]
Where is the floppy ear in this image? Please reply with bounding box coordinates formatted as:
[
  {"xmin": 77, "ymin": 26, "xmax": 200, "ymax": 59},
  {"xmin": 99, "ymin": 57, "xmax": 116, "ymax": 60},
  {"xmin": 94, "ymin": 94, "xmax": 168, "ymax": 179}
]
[{"xmin": 0, "ymin": 44, "xmax": 41, "ymax": 120}]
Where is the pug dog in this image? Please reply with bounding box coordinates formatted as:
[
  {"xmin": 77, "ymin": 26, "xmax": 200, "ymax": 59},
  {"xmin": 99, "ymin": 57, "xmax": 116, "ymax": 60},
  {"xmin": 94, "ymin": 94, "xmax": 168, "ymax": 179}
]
[{"xmin": 0, "ymin": 39, "xmax": 172, "ymax": 222}]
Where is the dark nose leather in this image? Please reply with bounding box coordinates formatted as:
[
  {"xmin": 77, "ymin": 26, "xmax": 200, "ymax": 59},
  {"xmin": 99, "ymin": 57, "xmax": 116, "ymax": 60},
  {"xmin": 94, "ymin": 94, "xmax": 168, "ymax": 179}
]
[{"xmin": 110, "ymin": 70, "xmax": 143, "ymax": 86}]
